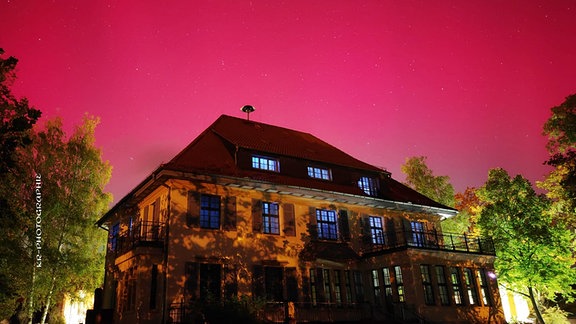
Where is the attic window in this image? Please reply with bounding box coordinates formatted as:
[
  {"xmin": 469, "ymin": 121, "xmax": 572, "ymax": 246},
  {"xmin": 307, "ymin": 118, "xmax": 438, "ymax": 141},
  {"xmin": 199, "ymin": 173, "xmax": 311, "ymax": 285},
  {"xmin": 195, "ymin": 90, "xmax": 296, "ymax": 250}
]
[
  {"xmin": 307, "ymin": 166, "xmax": 332, "ymax": 180},
  {"xmin": 252, "ymin": 155, "xmax": 280, "ymax": 172},
  {"xmin": 358, "ymin": 176, "xmax": 378, "ymax": 196}
]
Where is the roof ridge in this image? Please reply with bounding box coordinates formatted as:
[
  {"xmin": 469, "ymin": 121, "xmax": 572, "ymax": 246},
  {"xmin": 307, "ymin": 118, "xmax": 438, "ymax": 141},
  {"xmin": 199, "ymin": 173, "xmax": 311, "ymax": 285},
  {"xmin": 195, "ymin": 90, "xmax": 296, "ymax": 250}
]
[
  {"xmin": 218, "ymin": 114, "xmax": 317, "ymax": 136},
  {"xmin": 166, "ymin": 115, "xmax": 225, "ymax": 165},
  {"xmin": 212, "ymin": 115, "xmax": 383, "ymax": 172}
]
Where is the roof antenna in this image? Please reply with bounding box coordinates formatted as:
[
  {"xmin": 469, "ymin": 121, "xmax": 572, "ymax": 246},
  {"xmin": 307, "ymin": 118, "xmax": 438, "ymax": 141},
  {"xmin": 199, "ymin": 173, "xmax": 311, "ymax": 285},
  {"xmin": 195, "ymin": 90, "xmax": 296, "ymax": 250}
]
[{"xmin": 241, "ymin": 105, "xmax": 255, "ymax": 121}]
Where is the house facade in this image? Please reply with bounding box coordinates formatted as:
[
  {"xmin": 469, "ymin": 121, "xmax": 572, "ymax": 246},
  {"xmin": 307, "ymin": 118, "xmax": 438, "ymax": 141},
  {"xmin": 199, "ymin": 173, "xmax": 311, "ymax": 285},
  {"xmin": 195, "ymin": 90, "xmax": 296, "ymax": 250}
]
[{"xmin": 96, "ymin": 114, "xmax": 505, "ymax": 323}]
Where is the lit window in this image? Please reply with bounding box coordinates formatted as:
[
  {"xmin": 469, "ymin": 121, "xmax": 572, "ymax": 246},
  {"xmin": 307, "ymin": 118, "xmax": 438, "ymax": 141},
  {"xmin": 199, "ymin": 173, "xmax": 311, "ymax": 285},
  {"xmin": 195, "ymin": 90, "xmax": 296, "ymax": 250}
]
[
  {"xmin": 307, "ymin": 166, "xmax": 332, "ymax": 180},
  {"xmin": 369, "ymin": 216, "xmax": 385, "ymax": 245},
  {"xmin": 382, "ymin": 268, "xmax": 393, "ymax": 300},
  {"xmin": 450, "ymin": 267, "xmax": 463, "ymax": 305},
  {"xmin": 358, "ymin": 176, "xmax": 378, "ymax": 196},
  {"xmin": 262, "ymin": 202, "xmax": 280, "ymax": 234},
  {"xmin": 476, "ymin": 269, "xmax": 491, "ymax": 306},
  {"xmin": 316, "ymin": 209, "xmax": 338, "ymax": 240},
  {"xmin": 464, "ymin": 268, "xmax": 480, "ymax": 305},
  {"xmin": 252, "ymin": 155, "xmax": 279, "ymax": 172},
  {"xmin": 372, "ymin": 269, "xmax": 381, "ymax": 303},
  {"xmin": 394, "ymin": 266, "xmax": 405, "ymax": 302},
  {"xmin": 200, "ymin": 194, "xmax": 220, "ymax": 229}
]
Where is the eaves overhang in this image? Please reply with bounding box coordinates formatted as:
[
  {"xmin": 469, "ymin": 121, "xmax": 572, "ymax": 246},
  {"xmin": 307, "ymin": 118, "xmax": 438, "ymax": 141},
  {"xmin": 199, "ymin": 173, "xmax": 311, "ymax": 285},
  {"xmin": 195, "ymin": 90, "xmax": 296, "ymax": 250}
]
[
  {"xmin": 97, "ymin": 166, "xmax": 458, "ymax": 228},
  {"xmin": 157, "ymin": 168, "xmax": 458, "ymax": 217},
  {"xmin": 95, "ymin": 164, "xmax": 169, "ymax": 227}
]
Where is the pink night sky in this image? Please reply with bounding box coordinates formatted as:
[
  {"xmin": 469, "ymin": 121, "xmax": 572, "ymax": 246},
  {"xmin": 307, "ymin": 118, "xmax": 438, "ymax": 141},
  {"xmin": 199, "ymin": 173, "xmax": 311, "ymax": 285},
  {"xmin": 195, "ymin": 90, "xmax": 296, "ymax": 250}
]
[{"xmin": 1, "ymin": 1, "xmax": 575, "ymax": 203}]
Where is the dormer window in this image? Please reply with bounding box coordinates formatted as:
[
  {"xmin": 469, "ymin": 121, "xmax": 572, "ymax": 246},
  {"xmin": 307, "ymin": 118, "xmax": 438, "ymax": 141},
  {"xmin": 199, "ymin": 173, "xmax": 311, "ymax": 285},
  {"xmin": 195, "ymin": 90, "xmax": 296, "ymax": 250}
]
[
  {"xmin": 358, "ymin": 176, "xmax": 378, "ymax": 196},
  {"xmin": 307, "ymin": 166, "xmax": 332, "ymax": 180},
  {"xmin": 252, "ymin": 155, "xmax": 280, "ymax": 172}
]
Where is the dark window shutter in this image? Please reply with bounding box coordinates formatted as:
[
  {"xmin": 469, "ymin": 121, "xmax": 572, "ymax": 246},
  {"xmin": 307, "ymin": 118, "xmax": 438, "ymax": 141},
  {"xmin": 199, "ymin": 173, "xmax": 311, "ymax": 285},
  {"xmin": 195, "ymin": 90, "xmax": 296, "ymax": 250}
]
[
  {"xmin": 144, "ymin": 205, "xmax": 149, "ymax": 222},
  {"xmin": 361, "ymin": 215, "xmax": 372, "ymax": 246},
  {"xmin": 308, "ymin": 207, "xmax": 318, "ymax": 240},
  {"xmin": 425, "ymin": 221, "xmax": 437, "ymax": 247},
  {"xmin": 252, "ymin": 199, "xmax": 262, "ymax": 232},
  {"xmin": 316, "ymin": 268, "xmax": 325, "ymax": 302},
  {"xmin": 187, "ymin": 191, "xmax": 200, "ymax": 228},
  {"xmin": 141, "ymin": 205, "xmax": 149, "ymax": 240},
  {"xmin": 184, "ymin": 262, "xmax": 199, "ymax": 301},
  {"xmin": 286, "ymin": 267, "xmax": 298, "ymax": 301},
  {"xmin": 339, "ymin": 210, "xmax": 351, "ymax": 241},
  {"xmin": 301, "ymin": 267, "xmax": 311, "ymax": 303},
  {"xmin": 252, "ymin": 265, "xmax": 265, "ymax": 298},
  {"xmin": 283, "ymin": 203, "xmax": 296, "ymax": 237},
  {"xmin": 386, "ymin": 218, "xmax": 397, "ymax": 247},
  {"xmin": 153, "ymin": 197, "xmax": 160, "ymax": 223},
  {"xmin": 402, "ymin": 218, "xmax": 412, "ymax": 245},
  {"xmin": 223, "ymin": 196, "xmax": 237, "ymax": 231}
]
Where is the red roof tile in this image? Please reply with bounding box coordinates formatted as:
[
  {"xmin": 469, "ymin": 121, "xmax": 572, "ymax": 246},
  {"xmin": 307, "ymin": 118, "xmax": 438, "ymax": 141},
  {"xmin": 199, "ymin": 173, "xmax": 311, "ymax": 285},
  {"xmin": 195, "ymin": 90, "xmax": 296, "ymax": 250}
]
[
  {"xmin": 169, "ymin": 115, "xmax": 381, "ymax": 171},
  {"xmin": 165, "ymin": 115, "xmax": 452, "ymax": 210}
]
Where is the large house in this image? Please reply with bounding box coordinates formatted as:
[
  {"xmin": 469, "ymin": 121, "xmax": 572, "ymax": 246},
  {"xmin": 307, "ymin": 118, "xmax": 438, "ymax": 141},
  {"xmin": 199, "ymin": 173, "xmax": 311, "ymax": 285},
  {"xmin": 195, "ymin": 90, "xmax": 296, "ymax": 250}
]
[{"xmin": 95, "ymin": 114, "xmax": 505, "ymax": 323}]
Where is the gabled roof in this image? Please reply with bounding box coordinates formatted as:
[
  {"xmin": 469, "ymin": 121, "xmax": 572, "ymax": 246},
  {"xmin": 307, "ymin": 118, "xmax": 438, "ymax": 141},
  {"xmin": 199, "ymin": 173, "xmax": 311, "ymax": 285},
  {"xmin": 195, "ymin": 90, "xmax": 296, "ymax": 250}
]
[
  {"xmin": 98, "ymin": 114, "xmax": 454, "ymax": 226},
  {"xmin": 167, "ymin": 114, "xmax": 382, "ymax": 172},
  {"xmin": 165, "ymin": 115, "xmax": 451, "ymax": 209}
]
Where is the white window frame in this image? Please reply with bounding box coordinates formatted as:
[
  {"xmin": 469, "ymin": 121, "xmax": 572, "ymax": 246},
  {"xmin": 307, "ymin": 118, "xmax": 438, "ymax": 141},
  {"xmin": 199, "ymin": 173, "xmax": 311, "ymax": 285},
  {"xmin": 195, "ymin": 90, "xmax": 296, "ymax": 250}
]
[
  {"xmin": 369, "ymin": 216, "xmax": 385, "ymax": 245},
  {"xmin": 307, "ymin": 166, "xmax": 332, "ymax": 180},
  {"xmin": 316, "ymin": 209, "xmax": 338, "ymax": 240},
  {"xmin": 262, "ymin": 202, "xmax": 280, "ymax": 235},
  {"xmin": 252, "ymin": 155, "xmax": 280, "ymax": 172},
  {"xmin": 358, "ymin": 176, "xmax": 378, "ymax": 196}
]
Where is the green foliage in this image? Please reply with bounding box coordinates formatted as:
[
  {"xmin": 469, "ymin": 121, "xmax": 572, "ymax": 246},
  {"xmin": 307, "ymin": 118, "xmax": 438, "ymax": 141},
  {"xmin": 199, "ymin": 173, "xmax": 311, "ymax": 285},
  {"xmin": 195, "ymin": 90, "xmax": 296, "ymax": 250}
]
[
  {"xmin": 0, "ymin": 48, "xmax": 41, "ymax": 320},
  {"xmin": 0, "ymin": 115, "xmax": 112, "ymax": 322},
  {"xmin": 543, "ymin": 94, "xmax": 576, "ymax": 154},
  {"xmin": 401, "ymin": 156, "xmax": 455, "ymax": 207},
  {"xmin": 442, "ymin": 187, "xmax": 480, "ymax": 234},
  {"xmin": 538, "ymin": 156, "xmax": 576, "ymax": 225},
  {"xmin": 541, "ymin": 94, "xmax": 576, "ymax": 226},
  {"xmin": 0, "ymin": 48, "xmax": 42, "ymax": 174},
  {"xmin": 400, "ymin": 156, "xmax": 473, "ymax": 234},
  {"xmin": 477, "ymin": 168, "xmax": 576, "ymax": 323},
  {"xmin": 541, "ymin": 305, "xmax": 571, "ymax": 324},
  {"xmin": 441, "ymin": 210, "xmax": 470, "ymax": 234}
]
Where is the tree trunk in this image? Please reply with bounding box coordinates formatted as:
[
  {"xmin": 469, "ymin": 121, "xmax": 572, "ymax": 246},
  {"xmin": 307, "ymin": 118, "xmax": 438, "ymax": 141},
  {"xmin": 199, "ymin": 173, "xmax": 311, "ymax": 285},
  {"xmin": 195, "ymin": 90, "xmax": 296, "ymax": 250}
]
[
  {"xmin": 39, "ymin": 274, "xmax": 56, "ymax": 324},
  {"xmin": 27, "ymin": 264, "xmax": 36, "ymax": 324},
  {"xmin": 528, "ymin": 286, "xmax": 545, "ymax": 324}
]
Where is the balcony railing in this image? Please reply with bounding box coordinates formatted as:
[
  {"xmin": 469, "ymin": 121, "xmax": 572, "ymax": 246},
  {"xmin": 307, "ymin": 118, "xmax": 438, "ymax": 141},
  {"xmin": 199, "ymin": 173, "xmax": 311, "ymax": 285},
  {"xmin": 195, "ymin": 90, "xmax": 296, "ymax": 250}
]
[
  {"xmin": 168, "ymin": 301, "xmax": 373, "ymax": 324},
  {"xmin": 364, "ymin": 229, "xmax": 495, "ymax": 256},
  {"xmin": 111, "ymin": 221, "xmax": 165, "ymax": 256}
]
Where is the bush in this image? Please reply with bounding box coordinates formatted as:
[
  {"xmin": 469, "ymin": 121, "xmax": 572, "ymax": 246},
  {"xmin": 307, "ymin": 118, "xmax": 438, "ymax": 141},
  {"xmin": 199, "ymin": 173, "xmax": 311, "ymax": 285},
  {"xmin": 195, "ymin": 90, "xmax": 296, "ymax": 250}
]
[
  {"xmin": 201, "ymin": 296, "xmax": 266, "ymax": 324},
  {"xmin": 541, "ymin": 305, "xmax": 571, "ymax": 324}
]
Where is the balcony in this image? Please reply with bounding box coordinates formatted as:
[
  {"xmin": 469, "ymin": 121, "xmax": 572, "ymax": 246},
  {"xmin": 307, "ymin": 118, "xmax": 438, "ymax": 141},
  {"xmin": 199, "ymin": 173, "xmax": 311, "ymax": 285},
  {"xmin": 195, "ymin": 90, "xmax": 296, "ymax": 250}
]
[
  {"xmin": 169, "ymin": 301, "xmax": 373, "ymax": 324},
  {"xmin": 363, "ymin": 229, "xmax": 495, "ymax": 256},
  {"xmin": 111, "ymin": 221, "xmax": 166, "ymax": 256},
  {"xmin": 168, "ymin": 301, "xmax": 426, "ymax": 323}
]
